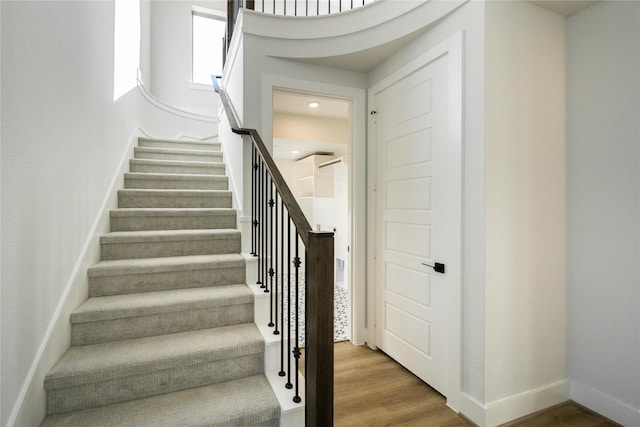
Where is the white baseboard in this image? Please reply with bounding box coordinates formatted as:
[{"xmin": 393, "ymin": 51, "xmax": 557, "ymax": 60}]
[
  {"xmin": 459, "ymin": 380, "xmax": 569, "ymax": 427},
  {"xmin": 485, "ymin": 380, "xmax": 569, "ymax": 426},
  {"xmin": 8, "ymin": 129, "xmax": 141, "ymax": 427},
  {"xmin": 570, "ymin": 379, "xmax": 640, "ymax": 427},
  {"xmin": 459, "ymin": 393, "xmax": 487, "ymax": 426}
]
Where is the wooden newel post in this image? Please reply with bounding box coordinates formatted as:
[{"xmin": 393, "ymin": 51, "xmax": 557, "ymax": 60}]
[{"xmin": 305, "ymin": 231, "xmax": 335, "ymax": 427}]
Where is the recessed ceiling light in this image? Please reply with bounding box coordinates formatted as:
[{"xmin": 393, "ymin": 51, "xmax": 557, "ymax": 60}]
[
  {"xmin": 308, "ymin": 101, "xmax": 320, "ymax": 109},
  {"xmin": 291, "ymin": 150, "xmax": 300, "ymax": 154}
]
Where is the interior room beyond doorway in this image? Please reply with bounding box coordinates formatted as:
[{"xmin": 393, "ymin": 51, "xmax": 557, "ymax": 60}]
[{"xmin": 272, "ymin": 89, "xmax": 352, "ymax": 343}]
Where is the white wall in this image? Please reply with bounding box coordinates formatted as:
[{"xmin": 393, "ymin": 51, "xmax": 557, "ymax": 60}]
[
  {"xmin": 1, "ymin": 3, "xmax": 140, "ymax": 424},
  {"xmin": 149, "ymin": 0, "xmax": 225, "ymax": 116},
  {"xmin": 273, "ymin": 113, "xmax": 349, "ymax": 145},
  {"xmin": 483, "ymin": 2, "xmax": 568, "ymax": 423},
  {"xmin": 0, "ymin": 2, "xmax": 217, "ymax": 426},
  {"xmin": 369, "ymin": 0, "xmax": 487, "ymax": 408},
  {"xmin": 567, "ymin": 2, "xmax": 640, "ymax": 425}
]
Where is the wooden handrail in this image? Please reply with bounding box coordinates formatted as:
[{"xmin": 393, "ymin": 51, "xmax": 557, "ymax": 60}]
[
  {"xmin": 232, "ymin": 128, "xmax": 312, "ymax": 243},
  {"xmin": 213, "ymin": 75, "xmax": 334, "ymax": 426}
]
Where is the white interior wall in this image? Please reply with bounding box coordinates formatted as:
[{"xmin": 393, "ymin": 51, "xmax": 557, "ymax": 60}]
[
  {"xmin": 273, "ymin": 112, "xmax": 349, "ymax": 144},
  {"xmin": 1, "ymin": 3, "xmax": 144, "ymax": 424},
  {"xmin": 567, "ymin": 2, "xmax": 640, "ymax": 425},
  {"xmin": 149, "ymin": 0, "xmax": 225, "ymax": 116},
  {"xmin": 0, "ymin": 2, "xmax": 217, "ymax": 425},
  {"xmin": 483, "ymin": 2, "xmax": 568, "ymax": 423},
  {"xmin": 368, "ymin": 0, "xmax": 487, "ymax": 406}
]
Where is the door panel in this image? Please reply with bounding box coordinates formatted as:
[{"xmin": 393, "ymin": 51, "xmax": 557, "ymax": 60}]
[{"xmin": 375, "ymin": 52, "xmax": 454, "ymax": 397}]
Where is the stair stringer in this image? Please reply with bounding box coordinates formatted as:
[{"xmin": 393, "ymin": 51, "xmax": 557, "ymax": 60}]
[{"xmin": 246, "ymin": 255, "xmax": 305, "ymax": 427}]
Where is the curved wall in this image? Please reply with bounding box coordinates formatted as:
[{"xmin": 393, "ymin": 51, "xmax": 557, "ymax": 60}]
[{"xmin": 1, "ymin": 2, "xmax": 217, "ymax": 425}]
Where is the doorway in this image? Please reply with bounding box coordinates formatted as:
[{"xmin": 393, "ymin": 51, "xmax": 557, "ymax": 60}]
[{"xmin": 272, "ymin": 89, "xmax": 352, "ymax": 343}]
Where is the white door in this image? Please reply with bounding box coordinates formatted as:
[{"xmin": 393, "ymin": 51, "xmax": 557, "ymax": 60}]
[{"xmin": 374, "ymin": 48, "xmax": 461, "ymax": 399}]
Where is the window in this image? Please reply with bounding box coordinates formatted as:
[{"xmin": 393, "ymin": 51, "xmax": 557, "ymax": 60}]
[
  {"xmin": 113, "ymin": 0, "xmax": 140, "ymax": 100},
  {"xmin": 192, "ymin": 8, "xmax": 226, "ymax": 85}
]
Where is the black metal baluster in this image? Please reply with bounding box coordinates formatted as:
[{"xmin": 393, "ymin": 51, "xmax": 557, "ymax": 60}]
[
  {"xmin": 272, "ymin": 188, "xmax": 279, "ymax": 334},
  {"xmin": 268, "ymin": 180, "xmax": 275, "ymax": 330},
  {"xmin": 286, "ymin": 213, "xmax": 293, "ymax": 389},
  {"xmin": 262, "ymin": 161, "xmax": 267, "ymax": 291},
  {"xmin": 262, "ymin": 165, "xmax": 270, "ymax": 293},
  {"xmin": 257, "ymin": 160, "xmax": 263, "ymax": 287},
  {"xmin": 293, "ymin": 236, "xmax": 301, "ymax": 403},
  {"xmin": 279, "ymin": 198, "xmax": 286, "ymax": 376},
  {"xmin": 251, "ymin": 147, "xmax": 257, "ymax": 256}
]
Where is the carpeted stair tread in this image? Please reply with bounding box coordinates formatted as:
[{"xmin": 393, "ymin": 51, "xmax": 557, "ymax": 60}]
[
  {"xmin": 110, "ymin": 207, "xmax": 236, "ymax": 218},
  {"xmin": 119, "ymin": 188, "xmax": 232, "ymax": 196},
  {"xmin": 45, "ymin": 323, "xmax": 263, "ymax": 390},
  {"xmin": 100, "ymin": 228, "xmax": 240, "ymax": 244},
  {"xmin": 129, "ymin": 158, "xmax": 225, "ymax": 169},
  {"xmin": 100, "ymin": 228, "xmax": 240, "ymax": 260},
  {"xmin": 88, "ymin": 253, "xmax": 245, "ymax": 277},
  {"xmin": 134, "ymin": 146, "xmax": 223, "ymax": 161},
  {"xmin": 125, "ymin": 171, "xmax": 228, "ymax": 179},
  {"xmin": 138, "ymin": 137, "xmax": 221, "ymax": 152},
  {"xmin": 109, "ymin": 208, "xmax": 237, "ymax": 231},
  {"xmin": 129, "ymin": 159, "xmax": 226, "ymax": 176},
  {"xmin": 124, "ymin": 172, "xmax": 228, "ymax": 183},
  {"xmin": 117, "ymin": 189, "xmax": 232, "ymax": 209},
  {"xmin": 72, "ymin": 285, "xmax": 252, "ymax": 324},
  {"xmin": 41, "ymin": 375, "xmax": 279, "ymax": 427}
]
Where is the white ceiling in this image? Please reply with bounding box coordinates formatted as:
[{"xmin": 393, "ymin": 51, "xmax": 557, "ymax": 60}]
[
  {"xmin": 290, "ymin": 1, "xmax": 599, "ymax": 73},
  {"xmin": 272, "ymin": 0, "xmax": 600, "ymax": 160},
  {"xmin": 528, "ymin": 0, "xmax": 598, "ymax": 16},
  {"xmin": 273, "ymin": 90, "xmax": 349, "ymax": 119},
  {"xmin": 273, "ymin": 91, "xmax": 350, "ymax": 160}
]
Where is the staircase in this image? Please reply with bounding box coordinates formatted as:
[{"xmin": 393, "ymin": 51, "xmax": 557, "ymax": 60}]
[{"xmin": 41, "ymin": 137, "xmax": 280, "ymax": 426}]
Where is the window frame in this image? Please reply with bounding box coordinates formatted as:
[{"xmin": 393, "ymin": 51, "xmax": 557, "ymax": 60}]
[{"xmin": 191, "ymin": 6, "xmax": 226, "ymax": 86}]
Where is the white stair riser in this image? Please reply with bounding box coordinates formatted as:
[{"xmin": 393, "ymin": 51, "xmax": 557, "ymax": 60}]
[
  {"xmin": 89, "ymin": 266, "xmax": 246, "ymax": 297},
  {"xmin": 71, "ymin": 302, "xmax": 254, "ymax": 345},
  {"xmin": 138, "ymin": 139, "xmax": 220, "ymax": 152},
  {"xmin": 46, "ymin": 353, "xmax": 264, "ymax": 414},
  {"xmin": 110, "ymin": 212, "xmax": 237, "ymax": 232},
  {"xmin": 100, "ymin": 236, "xmax": 241, "ymax": 260},
  {"xmin": 118, "ymin": 192, "xmax": 232, "ymax": 209}
]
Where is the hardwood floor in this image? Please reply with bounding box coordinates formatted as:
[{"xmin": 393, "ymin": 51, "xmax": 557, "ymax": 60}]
[{"xmin": 301, "ymin": 341, "xmax": 618, "ymax": 427}]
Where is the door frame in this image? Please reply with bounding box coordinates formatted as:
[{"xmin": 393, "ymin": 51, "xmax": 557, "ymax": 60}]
[
  {"xmin": 366, "ymin": 31, "xmax": 463, "ymax": 410},
  {"xmin": 260, "ymin": 74, "xmax": 368, "ymax": 346}
]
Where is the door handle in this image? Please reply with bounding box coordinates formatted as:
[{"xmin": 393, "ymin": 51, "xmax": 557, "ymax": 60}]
[{"xmin": 422, "ymin": 262, "xmax": 445, "ymax": 274}]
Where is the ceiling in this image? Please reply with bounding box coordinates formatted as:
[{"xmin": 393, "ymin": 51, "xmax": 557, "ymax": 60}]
[
  {"xmin": 291, "ymin": 0, "xmax": 599, "ymax": 73},
  {"xmin": 273, "ymin": 91, "xmax": 350, "ymax": 160},
  {"xmin": 271, "ymin": 0, "xmax": 599, "ymax": 160},
  {"xmin": 528, "ymin": 0, "xmax": 598, "ymax": 16},
  {"xmin": 273, "ymin": 91, "xmax": 349, "ymax": 119}
]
